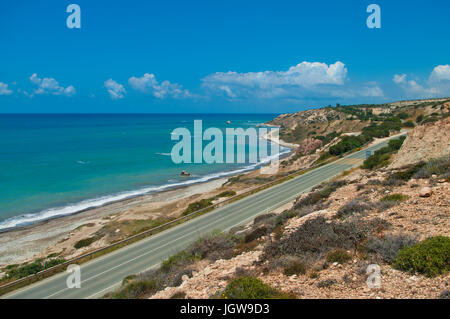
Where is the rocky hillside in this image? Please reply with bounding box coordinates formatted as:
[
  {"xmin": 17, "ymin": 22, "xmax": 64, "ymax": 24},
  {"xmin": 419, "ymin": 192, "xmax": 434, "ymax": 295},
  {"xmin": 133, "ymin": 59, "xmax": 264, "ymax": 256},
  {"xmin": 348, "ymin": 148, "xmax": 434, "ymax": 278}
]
[
  {"xmin": 107, "ymin": 102, "xmax": 450, "ymax": 299},
  {"xmin": 268, "ymin": 98, "xmax": 450, "ymax": 147},
  {"xmin": 141, "ymin": 155, "xmax": 450, "ymax": 299},
  {"xmin": 389, "ymin": 117, "xmax": 450, "ymax": 168}
]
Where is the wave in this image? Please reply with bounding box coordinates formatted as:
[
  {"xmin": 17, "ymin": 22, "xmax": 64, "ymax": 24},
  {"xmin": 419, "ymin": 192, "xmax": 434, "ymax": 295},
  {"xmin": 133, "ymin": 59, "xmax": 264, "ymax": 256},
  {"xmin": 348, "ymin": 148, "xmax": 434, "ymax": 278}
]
[
  {"xmin": 0, "ymin": 146, "xmax": 290, "ymax": 232},
  {"xmin": 156, "ymin": 152, "xmax": 172, "ymax": 156}
]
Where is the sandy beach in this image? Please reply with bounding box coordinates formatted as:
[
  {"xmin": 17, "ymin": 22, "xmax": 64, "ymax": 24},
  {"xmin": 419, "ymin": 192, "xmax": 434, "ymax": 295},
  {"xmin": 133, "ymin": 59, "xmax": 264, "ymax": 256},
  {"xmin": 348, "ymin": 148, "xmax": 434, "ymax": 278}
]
[{"xmin": 0, "ymin": 177, "xmax": 229, "ymax": 266}]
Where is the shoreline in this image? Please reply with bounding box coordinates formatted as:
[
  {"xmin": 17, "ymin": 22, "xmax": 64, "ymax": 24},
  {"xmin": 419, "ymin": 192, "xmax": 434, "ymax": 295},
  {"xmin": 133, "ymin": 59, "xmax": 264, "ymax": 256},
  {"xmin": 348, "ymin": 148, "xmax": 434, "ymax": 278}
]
[
  {"xmin": 0, "ymin": 133, "xmax": 294, "ymax": 266},
  {"xmin": 0, "ymin": 127, "xmax": 290, "ymax": 233},
  {"xmin": 0, "ymin": 177, "xmax": 230, "ymax": 266}
]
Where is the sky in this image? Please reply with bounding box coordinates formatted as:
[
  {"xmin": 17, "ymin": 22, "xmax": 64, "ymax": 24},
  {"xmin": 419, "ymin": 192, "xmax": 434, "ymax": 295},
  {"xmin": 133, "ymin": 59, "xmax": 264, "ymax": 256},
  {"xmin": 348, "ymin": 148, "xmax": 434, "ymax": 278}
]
[{"xmin": 0, "ymin": 0, "xmax": 449, "ymax": 113}]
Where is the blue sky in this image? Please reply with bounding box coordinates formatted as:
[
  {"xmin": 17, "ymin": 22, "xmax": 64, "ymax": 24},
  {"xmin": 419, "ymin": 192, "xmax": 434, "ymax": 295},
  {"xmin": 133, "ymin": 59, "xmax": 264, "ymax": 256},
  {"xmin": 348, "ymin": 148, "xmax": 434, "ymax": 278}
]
[{"xmin": 0, "ymin": 0, "xmax": 449, "ymax": 113}]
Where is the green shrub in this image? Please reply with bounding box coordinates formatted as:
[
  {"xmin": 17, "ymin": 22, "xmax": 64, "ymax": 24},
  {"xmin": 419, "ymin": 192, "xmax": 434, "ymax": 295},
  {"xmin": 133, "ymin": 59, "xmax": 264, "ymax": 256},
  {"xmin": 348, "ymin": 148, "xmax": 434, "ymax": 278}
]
[
  {"xmin": 283, "ymin": 260, "xmax": 307, "ymax": 276},
  {"xmin": 362, "ymin": 152, "xmax": 391, "ymax": 169},
  {"xmin": 221, "ymin": 276, "xmax": 294, "ymax": 299},
  {"xmin": 274, "ymin": 208, "xmax": 300, "ymax": 227},
  {"xmin": 381, "ymin": 193, "xmax": 409, "ymax": 202},
  {"xmin": 326, "ymin": 249, "xmax": 352, "ymax": 264},
  {"xmin": 4, "ymin": 258, "xmax": 66, "ymax": 280},
  {"xmin": 108, "ymin": 232, "xmax": 237, "ymax": 299},
  {"xmin": 362, "ymin": 136, "xmax": 406, "ymax": 170},
  {"xmin": 160, "ymin": 251, "xmax": 197, "ymax": 273},
  {"xmin": 329, "ymin": 135, "xmax": 372, "ymax": 156},
  {"xmin": 169, "ymin": 291, "xmax": 186, "ymax": 299},
  {"xmin": 74, "ymin": 236, "xmax": 100, "ymax": 249},
  {"xmin": 422, "ymin": 117, "xmax": 439, "ymax": 124},
  {"xmin": 336, "ymin": 198, "xmax": 375, "ymax": 218},
  {"xmin": 215, "ymin": 190, "xmax": 236, "ymax": 198},
  {"xmin": 413, "ymin": 156, "xmax": 450, "ymax": 179},
  {"xmin": 385, "ymin": 162, "xmax": 426, "ymax": 183},
  {"xmin": 361, "ymin": 120, "xmax": 401, "ymax": 138},
  {"xmin": 160, "ymin": 231, "xmax": 237, "ymax": 273},
  {"xmin": 190, "ymin": 231, "xmax": 237, "ymax": 260},
  {"xmin": 393, "ymin": 236, "xmax": 450, "ymax": 277},
  {"xmin": 315, "ymin": 132, "xmax": 340, "ymax": 145},
  {"xmin": 182, "ymin": 198, "xmax": 213, "ymax": 216},
  {"xmin": 111, "ymin": 280, "xmax": 158, "ymax": 299},
  {"xmin": 402, "ymin": 120, "xmax": 415, "ymax": 128},
  {"xmin": 263, "ymin": 215, "xmax": 390, "ymax": 265},
  {"xmin": 227, "ymin": 175, "xmax": 243, "ymax": 184},
  {"xmin": 315, "ymin": 152, "xmax": 333, "ymax": 164},
  {"xmin": 294, "ymin": 181, "xmax": 346, "ymax": 210}
]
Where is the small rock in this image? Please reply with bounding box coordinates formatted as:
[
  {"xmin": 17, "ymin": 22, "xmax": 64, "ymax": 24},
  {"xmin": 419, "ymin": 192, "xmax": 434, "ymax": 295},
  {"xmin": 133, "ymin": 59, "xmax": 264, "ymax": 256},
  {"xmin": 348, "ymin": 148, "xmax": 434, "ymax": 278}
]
[
  {"xmin": 431, "ymin": 174, "xmax": 437, "ymax": 179},
  {"xmin": 419, "ymin": 187, "xmax": 433, "ymax": 197},
  {"xmin": 181, "ymin": 275, "xmax": 189, "ymax": 282},
  {"xmin": 438, "ymin": 179, "xmax": 446, "ymax": 183}
]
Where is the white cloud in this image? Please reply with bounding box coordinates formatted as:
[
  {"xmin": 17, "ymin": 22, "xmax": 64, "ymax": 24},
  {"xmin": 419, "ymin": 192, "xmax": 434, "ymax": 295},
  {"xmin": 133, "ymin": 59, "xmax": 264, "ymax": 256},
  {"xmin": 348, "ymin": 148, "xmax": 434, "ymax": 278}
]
[
  {"xmin": 360, "ymin": 85, "xmax": 384, "ymax": 97},
  {"xmin": 393, "ymin": 74, "xmax": 437, "ymax": 97},
  {"xmin": 393, "ymin": 64, "xmax": 450, "ymax": 98},
  {"xmin": 0, "ymin": 82, "xmax": 13, "ymax": 95},
  {"xmin": 429, "ymin": 64, "xmax": 450, "ymax": 82},
  {"xmin": 393, "ymin": 74, "xmax": 407, "ymax": 85},
  {"xmin": 201, "ymin": 61, "xmax": 381, "ymax": 100},
  {"xmin": 128, "ymin": 73, "xmax": 191, "ymax": 99},
  {"xmin": 29, "ymin": 73, "xmax": 75, "ymax": 97},
  {"xmin": 104, "ymin": 79, "xmax": 126, "ymax": 100}
]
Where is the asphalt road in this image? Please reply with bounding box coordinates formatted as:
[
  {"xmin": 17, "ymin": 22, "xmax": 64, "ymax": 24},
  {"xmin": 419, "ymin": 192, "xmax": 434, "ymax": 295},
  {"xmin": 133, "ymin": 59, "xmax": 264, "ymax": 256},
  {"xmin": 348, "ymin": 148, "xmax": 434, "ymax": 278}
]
[{"xmin": 3, "ymin": 136, "xmax": 399, "ymax": 299}]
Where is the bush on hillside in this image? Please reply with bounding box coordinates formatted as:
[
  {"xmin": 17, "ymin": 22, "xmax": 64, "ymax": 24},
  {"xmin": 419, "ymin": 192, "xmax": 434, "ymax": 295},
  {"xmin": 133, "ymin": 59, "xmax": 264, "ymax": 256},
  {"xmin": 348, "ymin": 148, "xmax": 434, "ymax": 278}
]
[
  {"xmin": 366, "ymin": 233, "xmax": 418, "ymax": 263},
  {"xmin": 182, "ymin": 198, "xmax": 213, "ymax": 216},
  {"xmin": 361, "ymin": 136, "xmax": 406, "ymax": 170},
  {"xmin": 393, "ymin": 236, "xmax": 450, "ymax": 277},
  {"xmin": 326, "ymin": 249, "xmax": 352, "ymax": 264},
  {"xmin": 220, "ymin": 276, "xmax": 293, "ymax": 299}
]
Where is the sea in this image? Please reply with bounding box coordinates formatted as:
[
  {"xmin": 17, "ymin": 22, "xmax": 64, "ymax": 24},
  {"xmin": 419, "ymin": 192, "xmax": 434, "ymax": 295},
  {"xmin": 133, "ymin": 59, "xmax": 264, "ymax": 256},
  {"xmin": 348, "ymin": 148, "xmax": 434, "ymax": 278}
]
[{"xmin": 0, "ymin": 113, "xmax": 288, "ymax": 231}]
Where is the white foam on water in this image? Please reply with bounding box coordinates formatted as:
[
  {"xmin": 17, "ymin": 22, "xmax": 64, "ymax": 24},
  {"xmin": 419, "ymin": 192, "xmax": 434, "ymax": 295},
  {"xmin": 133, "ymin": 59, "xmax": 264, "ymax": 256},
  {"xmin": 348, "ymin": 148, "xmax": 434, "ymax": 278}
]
[{"xmin": 0, "ymin": 146, "xmax": 290, "ymax": 231}]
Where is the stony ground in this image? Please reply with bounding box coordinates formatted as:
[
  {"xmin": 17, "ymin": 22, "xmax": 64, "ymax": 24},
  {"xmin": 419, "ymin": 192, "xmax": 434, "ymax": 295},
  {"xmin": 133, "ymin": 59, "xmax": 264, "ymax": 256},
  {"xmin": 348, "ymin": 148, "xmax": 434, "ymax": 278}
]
[{"xmin": 150, "ymin": 168, "xmax": 450, "ymax": 299}]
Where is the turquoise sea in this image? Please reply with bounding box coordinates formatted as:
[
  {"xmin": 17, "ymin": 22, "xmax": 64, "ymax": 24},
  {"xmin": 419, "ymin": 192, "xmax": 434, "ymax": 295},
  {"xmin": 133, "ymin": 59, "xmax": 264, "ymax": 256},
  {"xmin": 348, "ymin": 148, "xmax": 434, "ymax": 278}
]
[{"xmin": 0, "ymin": 114, "xmax": 287, "ymax": 231}]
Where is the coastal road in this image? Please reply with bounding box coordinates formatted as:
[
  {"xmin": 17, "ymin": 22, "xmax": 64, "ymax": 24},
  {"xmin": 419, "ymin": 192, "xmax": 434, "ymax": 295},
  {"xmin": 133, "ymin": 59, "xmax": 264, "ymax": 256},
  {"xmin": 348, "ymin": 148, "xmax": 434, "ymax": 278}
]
[{"xmin": 3, "ymin": 136, "xmax": 402, "ymax": 299}]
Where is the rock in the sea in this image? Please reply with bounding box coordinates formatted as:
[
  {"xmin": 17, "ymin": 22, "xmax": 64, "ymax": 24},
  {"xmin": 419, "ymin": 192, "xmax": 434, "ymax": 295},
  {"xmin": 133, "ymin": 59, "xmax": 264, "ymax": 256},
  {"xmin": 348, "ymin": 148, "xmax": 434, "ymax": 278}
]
[{"xmin": 419, "ymin": 187, "xmax": 433, "ymax": 197}]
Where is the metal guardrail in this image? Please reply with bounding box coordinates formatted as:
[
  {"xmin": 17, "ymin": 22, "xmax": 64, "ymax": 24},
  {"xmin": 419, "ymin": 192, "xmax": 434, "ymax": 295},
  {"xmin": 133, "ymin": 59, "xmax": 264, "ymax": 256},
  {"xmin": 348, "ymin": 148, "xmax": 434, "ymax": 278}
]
[
  {"xmin": 0, "ymin": 133, "xmax": 403, "ymax": 295},
  {"xmin": 0, "ymin": 157, "xmax": 314, "ymax": 295}
]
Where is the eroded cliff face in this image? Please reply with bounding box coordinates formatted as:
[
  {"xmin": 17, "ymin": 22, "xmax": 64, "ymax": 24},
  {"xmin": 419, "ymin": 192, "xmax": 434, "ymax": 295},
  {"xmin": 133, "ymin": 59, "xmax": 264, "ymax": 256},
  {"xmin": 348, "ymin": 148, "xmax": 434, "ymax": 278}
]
[
  {"xmin": 297, "ymin": 137, "xmax": 323, "ymax": 155},
  {"xmin": 389, "ymin": 118, "xmax": 450, "ymax": 169}
]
